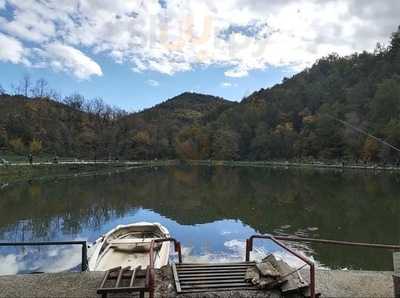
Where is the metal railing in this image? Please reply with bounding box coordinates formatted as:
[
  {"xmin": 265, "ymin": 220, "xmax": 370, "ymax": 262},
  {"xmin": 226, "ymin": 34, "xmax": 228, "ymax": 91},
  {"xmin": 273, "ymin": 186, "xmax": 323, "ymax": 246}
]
[
  {"xmin": 149, "ymin": 238, "xmax": 182, "ymax": 298},
  {"xmin": 0, "ymin": 241, "xmax": 88, "ymax": 271},
  {"xmin": 246, "ymin": 234, "xmax": 400, "ymax": 298},
  {"xmin": 246, "ymin": 235, "xmax": 316, "ymax": 298}
]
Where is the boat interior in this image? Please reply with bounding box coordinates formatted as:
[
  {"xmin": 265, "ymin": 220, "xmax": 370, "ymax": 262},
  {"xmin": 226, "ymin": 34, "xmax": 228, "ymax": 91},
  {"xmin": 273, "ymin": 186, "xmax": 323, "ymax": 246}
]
[{"xmin": 94, "ymin": 225, "xmax": 166, "ymax": 271}]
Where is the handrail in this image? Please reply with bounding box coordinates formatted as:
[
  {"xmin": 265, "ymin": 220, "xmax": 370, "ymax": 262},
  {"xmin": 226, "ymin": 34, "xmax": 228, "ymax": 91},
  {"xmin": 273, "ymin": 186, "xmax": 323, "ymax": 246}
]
[
  {"xmin": 148, "ymin": 238, "xmax": 182, "ymax": 298},
  {"xmin": 0, "ymin": 241, "xmax": 88, "ymax": 271},
  {"xmin": 271, "ymin": 235, "xmax": 400, "ymax": 250},
  {"xmin": 246, "ymin": 235, "xmax": 316, "ymax": 298},
  {"xmin": 246, "ymin": 235, "xmax": 400, "ymax": 298}
]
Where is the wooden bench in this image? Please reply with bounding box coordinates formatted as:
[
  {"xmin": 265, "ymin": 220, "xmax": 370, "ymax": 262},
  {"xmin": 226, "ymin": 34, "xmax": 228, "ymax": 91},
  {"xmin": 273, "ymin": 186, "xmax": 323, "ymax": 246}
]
[{"xmin": 97, "ymin": 266, "xmax": 149, "ymax": 298}]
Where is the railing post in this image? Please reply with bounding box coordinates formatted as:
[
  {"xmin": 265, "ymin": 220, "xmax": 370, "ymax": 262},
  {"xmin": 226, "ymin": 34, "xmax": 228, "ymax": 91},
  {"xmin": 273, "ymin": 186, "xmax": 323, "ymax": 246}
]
[
  {"xmin": 81, "ymin": 242, "xmax": 88, "ymax": 271},
  {"xmin": 310, "ymin": 263, "xmax": 316, "ymax": 298},
  {"xmin": 245, "ymin": 235, "xmax": 315, "ymax": 298},
  {"xmin": 394, "ymin": 251, "xmax": 400, "ymax": 298},
  {"xmin": 175, "ymin": 241, "xmax": 182, "ymax": 264},
  {"xmin": 245, "ymin": 238, "xmax": 252, "ymax": 262}
]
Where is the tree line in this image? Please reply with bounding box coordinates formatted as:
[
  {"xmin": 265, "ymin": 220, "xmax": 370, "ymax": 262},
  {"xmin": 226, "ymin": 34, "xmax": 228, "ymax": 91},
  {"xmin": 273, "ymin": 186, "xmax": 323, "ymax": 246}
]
[{"xmin": 1, "ymin": 27, "xmax": 400, "ymax": 163}]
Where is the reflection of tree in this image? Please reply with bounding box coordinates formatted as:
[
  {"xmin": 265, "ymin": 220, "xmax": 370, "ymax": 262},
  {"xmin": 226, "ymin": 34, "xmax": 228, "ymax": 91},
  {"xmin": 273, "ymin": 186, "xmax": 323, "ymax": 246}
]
[{"xmin": 0, "ymin": 166, "xmax": 399, "ymax": 270}]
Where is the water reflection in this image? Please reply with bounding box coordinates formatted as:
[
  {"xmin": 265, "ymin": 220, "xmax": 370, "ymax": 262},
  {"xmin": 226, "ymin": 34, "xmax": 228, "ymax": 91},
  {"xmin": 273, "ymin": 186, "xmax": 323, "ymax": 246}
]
[
  {"xmin": 0, "ymin": 165, "xmax": 399, "ymax": 273},
  {"xmin": 0, "ymin": 245, "xmax": 81, "ymax": 275}
]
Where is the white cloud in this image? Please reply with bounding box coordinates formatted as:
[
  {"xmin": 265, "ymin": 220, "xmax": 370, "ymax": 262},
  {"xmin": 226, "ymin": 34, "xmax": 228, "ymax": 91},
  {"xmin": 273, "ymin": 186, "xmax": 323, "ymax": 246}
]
[
  {"xmin": 221, "ymin": 82, "xmax": 232, "ymax": 87},
  {"xmin": 0, "ymin": 10, "xmax": 55, "ymax": 42},
  {"xmin": 146, "ymin": 79, "xmax": 160, "ymax": 87},
  {"xmin": 225, "ymin": 68, "xmax": 249, "ymax": 78},
  {"xmin": 220, "ymin": 82, "xmax": 237, "ymax": 88},
  {"xmin": 44, "ymin": 43, "xmax": 103, "ymax": 79},
  {"xmin": 0, "ymin": 0, "xmax": 5, "ymax": 9},
  {"xmin": 0, "ymin": 32, "xmax": 26, "ymax": 64},
  {"xmin": 0, "ymin": 0, "xmax": 399, "ymax": 78}
]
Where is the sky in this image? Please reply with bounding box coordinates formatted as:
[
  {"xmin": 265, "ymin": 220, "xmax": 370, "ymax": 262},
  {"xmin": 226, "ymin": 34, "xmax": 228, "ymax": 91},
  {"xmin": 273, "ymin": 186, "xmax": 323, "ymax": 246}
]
[{"xmin": 0, "ymin": 1, "xmax": 399, "ymax": 111}]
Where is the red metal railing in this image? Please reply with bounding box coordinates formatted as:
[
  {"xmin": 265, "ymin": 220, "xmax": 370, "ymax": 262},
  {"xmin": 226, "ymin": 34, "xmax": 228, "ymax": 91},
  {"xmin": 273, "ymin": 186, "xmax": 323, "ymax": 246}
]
[
  {"xmin": 246, "ymin": 235, "xmax": 316, "ymax": 298},
  {"xmin": 149, "ymin": 238, "xmax": 182, "ymax": 298},
  {"xmin": 246, "ymin": 234, "xmax": 400, "ymax": 298}
]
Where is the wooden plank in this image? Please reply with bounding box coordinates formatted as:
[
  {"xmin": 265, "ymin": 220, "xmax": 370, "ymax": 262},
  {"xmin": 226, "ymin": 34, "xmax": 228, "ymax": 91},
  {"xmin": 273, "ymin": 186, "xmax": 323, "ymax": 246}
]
[
  {"xmin": 178, "ymin": 272, "xmax": 245, "ymax": 278},
  {"xmin": 107, "ymin": 271, "xmax": 146, "ymax": 279},
  {"xmin": 99, "ymin": 270, "xmax": 110, "ymax": 289},
  {"xmin": 181, "ymin": 283, "xmax": 252, "ymax": 289},
  {"xmin": 179, "ymin": 276, "xmax": 246, "ymax": 281},
  {"xmin": 129, "ymin": 268, "xmax": 137, "ymax": 288},
  {"xmin": 178, "ymin": 268, "xmax": 248, "ymax": 272},
  {"xmin": 178, "ymin": 269, "xmax": 246, "ymax": 274},
  {"xmin": 176, "ymin": 266, "xmax": 250, "ymax": 271},
  {"xmin": 172, "ymin": 263, "xmax": 182, "ymax": 293},
  {"xmin": 179, "ymin": 287, "xmax": 256, "ymax": 294},
  {"xmin": 176, "ymin": 262, "xmax": 255, "ymax": 268},
  {"xmin": 275, "ymin": 260, "xmax": 308, "ymax": 293},
  {"xmin": 177, "ymin": 264, "xmax": 252, "ymax": 268},
  {"xmin": 97, "ymin": 287, "xmax": 146, "ymax": 294},
  {"xmin": 180, "ymin": 279, "xmax": 247, "ymax": 285},
  {"xmin": 116, "ymin": 267, "xmax": 129, "ymax": 287}
]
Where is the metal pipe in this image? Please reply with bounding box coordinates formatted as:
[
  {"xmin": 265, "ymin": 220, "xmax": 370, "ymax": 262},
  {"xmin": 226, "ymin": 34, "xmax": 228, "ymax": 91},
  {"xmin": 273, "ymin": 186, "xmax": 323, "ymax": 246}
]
[
  {"xmin": 270, "ymin": 236, "xmax": 315, "ymax": 298},
  {"xmin": 246, "ymin": 234, "xmax": 400, "ymax": 298},
  {"xmin": 81, "ymin": 243, "xmax": 88, "ymax": 272},
  {"xmin": 272, "ymin": 235, "xmax": 400, "ymax": 250},
  {"xmin": 0, "ymin": 241, "xmax": 87, "ymax": 246},
  {"xmin": 246, "ymin": 235, "xmax": 316, "ymax": 298},
  {"xmin": 149, "ymin": 238, "xmax": 182, "ymax": 298}
]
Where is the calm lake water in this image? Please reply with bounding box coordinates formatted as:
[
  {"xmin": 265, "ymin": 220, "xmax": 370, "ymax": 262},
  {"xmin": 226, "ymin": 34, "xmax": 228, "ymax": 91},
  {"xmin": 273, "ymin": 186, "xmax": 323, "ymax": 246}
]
[{"xmin": 0, "ymin": 165, "xmax": 399, "ymax": 274}]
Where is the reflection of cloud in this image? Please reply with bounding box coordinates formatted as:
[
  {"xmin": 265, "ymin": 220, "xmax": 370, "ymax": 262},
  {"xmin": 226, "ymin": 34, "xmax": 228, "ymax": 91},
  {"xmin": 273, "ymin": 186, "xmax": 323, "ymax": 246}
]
[
  {"xmin": 0, "ymin": 255, "xmax": 19, "ymax": 275},
  {"xmin": 220, "ymin": 230, "xmax": 232, "ymax": 235},
  {"xmin": 178, "ymin": 239, "xmax": 325, "ymax": 270},
  {"xmin": 178, "ymin": 239, "xmax": 269, "ymax": 264},
  {"xmin": 0, "ymin": 245, "xmax": 82, "ymax": 275},
  {"xmin": 37, "ymin": 246, "xmax": 82, "ymax": 272}
]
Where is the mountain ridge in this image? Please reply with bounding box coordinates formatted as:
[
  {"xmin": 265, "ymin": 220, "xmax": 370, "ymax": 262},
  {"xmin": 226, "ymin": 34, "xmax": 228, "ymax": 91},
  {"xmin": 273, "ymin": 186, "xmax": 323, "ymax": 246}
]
[{"xmin": 1, "ymin": 27, "xmax": 400, "ymax": 162}]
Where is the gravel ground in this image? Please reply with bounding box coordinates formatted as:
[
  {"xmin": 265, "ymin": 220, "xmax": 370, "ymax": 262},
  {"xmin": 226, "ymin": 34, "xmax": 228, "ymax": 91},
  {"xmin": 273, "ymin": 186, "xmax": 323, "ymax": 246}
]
[{"xmin": 0, "ymin": 269, "xmax": 395, "ymax": 298}]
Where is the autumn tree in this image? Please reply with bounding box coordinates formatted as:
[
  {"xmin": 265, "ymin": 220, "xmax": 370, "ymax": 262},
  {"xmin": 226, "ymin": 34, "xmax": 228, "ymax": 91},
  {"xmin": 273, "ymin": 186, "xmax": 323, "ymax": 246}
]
[
  {"xmin": 362, "ymin": 138, "xmax": 379, "ymax": 162},
  {"xmin": 175, "ymin": 126, "xmax": 209, "ymax": 160},
  {"xmin": 211, "ymin": 129, "xmax": 240, "ymax": 160},
  {"xmin": 9, "ymin": 138, "xmax": 25, "ymax": 154},
  {"xmin": 29, "ymin": 138, "xmax": 43, "ymax": 155}
]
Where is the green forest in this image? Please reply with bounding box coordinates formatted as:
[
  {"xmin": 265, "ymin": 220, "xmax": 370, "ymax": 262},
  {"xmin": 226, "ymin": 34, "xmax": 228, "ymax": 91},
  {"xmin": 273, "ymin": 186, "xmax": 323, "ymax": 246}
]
[{"xmin": 1, "ymin": 28, "xmax": 400, "ymax": 163}]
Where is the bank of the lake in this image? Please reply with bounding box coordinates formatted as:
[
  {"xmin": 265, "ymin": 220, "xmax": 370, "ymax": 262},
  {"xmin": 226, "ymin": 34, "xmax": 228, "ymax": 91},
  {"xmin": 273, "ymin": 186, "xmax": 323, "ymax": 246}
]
[
  {"xmin": 1, "ymin": 158, "xmax": 400, "ymax": 184},
  {"xmin": 188, "ymin": 159, "xmax": 400, "ymax": 172},
  {"xmin": 0, "ymin": 160, "xmax": 176, "ymax": 183},
  {"xmin": 0, "ymin": 268, "xmax": 395, "ymax": 298}
]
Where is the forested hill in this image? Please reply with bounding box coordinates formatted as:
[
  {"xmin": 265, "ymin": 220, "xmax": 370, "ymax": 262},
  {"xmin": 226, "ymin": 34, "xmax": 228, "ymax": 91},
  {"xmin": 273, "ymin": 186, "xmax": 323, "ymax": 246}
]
[{"xmin": 1, "ymin": 28, "xmax": 400, "ymax": 162}]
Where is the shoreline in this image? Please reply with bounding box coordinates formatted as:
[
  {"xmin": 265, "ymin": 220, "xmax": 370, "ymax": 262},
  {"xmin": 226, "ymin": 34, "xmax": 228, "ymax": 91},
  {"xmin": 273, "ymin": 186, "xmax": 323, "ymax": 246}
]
[
  {"xmin": 0, "ymin": 268, "xmax": 394, "ymax": 297},
  {"xmin": 187, "ymin": 160, "xmax": 400, "ymax": 172},
  {"xmin": 1, "ymin": 159, "xmax": 399, "ymax": 183},
  {"xmin": 0, "ymin": 160, "xmax": 175, "ymax": 184}
]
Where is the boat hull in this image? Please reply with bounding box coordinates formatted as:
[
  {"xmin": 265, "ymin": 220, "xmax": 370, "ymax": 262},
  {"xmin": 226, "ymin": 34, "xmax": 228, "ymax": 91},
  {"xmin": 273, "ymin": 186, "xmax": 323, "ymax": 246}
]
[{"xmin": 88, "ymin": 222, "xmax": 170, "ymax": 271}]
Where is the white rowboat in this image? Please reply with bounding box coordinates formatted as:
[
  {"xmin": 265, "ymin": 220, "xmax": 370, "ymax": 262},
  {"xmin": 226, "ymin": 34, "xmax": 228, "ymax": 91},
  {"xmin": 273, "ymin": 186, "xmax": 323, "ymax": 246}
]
[{"xmin": 88, "ymin": 222, "xmax": 170, "ymax": 271}]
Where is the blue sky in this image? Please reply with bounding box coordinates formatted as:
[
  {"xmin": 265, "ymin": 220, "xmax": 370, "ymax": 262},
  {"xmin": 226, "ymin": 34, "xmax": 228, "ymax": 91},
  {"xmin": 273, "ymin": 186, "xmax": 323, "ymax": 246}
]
[
  {"xmin": 0, "ymin": 59, "xmax": 292, "ymax": 111},
  {"xmin": 0, "ymin": 0, "xmax": 398, "ymax": 111}
]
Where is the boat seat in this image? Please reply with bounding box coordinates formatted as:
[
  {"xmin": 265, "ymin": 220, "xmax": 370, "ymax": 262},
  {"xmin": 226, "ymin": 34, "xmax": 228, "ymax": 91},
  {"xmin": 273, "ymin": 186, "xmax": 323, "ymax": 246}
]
[{"xmin": 109, "ymin": 238, "xmax": 162, "ymax": 252}]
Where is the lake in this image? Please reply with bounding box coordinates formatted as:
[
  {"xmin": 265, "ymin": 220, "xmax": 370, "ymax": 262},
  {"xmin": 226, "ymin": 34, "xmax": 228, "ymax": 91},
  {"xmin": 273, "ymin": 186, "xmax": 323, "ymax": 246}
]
[{"xmin": 0, "ymin": 165, "xmax": 399, "ymax": 274}]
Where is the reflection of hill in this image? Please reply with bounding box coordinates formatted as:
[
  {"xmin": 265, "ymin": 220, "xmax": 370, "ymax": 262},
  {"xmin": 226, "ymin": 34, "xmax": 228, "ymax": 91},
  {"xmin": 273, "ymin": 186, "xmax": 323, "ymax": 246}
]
[{"xmin": 0, "ymin": 166, "xmax": 399, "ymax": 270}]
